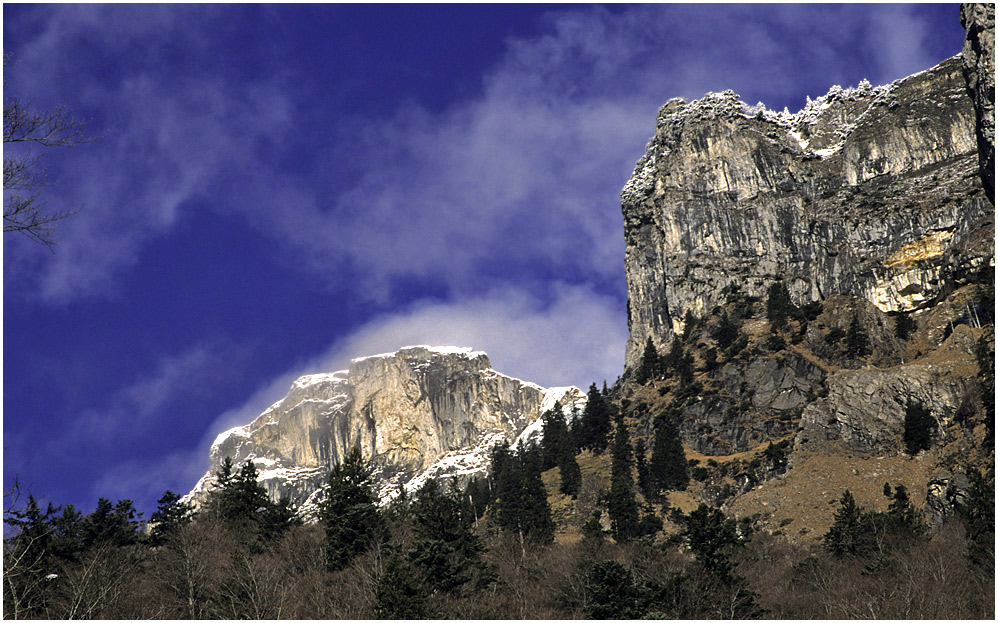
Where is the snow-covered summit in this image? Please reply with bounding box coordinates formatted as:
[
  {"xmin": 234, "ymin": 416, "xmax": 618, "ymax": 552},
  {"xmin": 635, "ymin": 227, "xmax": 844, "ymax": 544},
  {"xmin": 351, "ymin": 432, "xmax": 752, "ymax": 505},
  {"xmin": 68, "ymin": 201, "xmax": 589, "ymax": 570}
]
[
  {"xmin": 657, "ymin": 70, "xmax": 915, "ymax": 159},
  {"xmin": 350, "ymin": 345, "xmax": 488, "ymax": 364},
  {"xmin": 186, "ymin": 346, "xmax": 582, "ymax": 520}
]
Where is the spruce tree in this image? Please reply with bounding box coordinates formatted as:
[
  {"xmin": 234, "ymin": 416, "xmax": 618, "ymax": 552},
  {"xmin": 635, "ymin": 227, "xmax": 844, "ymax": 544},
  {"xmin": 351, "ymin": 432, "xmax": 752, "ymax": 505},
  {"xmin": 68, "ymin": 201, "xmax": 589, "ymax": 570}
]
[
  {"xmin": 577, "ymin": 383, "xmax": 612, "ymax": 454},
  {"xmin": 846, "ymin": 313, "xmax": 870, "ymax": 358},
  {"xmin": 902, "ymin": 399, "xmax": 935, "ymax": 455},
  {"xmin": 766, "ymin": 281, "xmax": 794, "ymax": 330},
  {"xmin": 822, "ymin": 490, "xmax": 867, "ymax": 557},
  {"xmin": 490, "ymin": 440, "xmax": 522, "ymax": 533},
  {"xmin": 650, "ymin": 414, "xmax": 688, "ymax": 492},
  {"xmin": 608, "ymin": 412, "xmax": 640, "ymax": 543},
  {"xmin": 584, "ymin": 560, "xmax": 644, "ymax": 619},
  {"xmin": 408, "ymin": 478, "xmax": 491, "ymax": 594},
  {"xmin": 149, "ymin": 490, "xmax": 193, "ymax": 546},
  {"xmin": 490, "ymin": 442, "xmax": 555, "ymax": 545},
  {"xmin": 540, "ymin": 402, "xmax": 570, "ymax": 470},
  {"xmin": 541, "ymin": 401, "xmax": 582, "ymax": 497},
  {"xmin": 961, "ymin": 467, "xmax": 995, "ymax": 569},
  {"xmin": 221, "ymin": 461, "xmax": 271, "ymax": 526},
  {"xmin": 894, "ymin": 313, "xmax": 916, "ymax": 340},
  {"xmin": 662, "ymin": 338, "xmax": 684, "ymax": 377},
  {"xmin": 558, "ymin": 450, "xmax": 582, "ymax": 498},
  {"xmin": 257, "ymin": 496, "xmax": 300, "ymax": 542},
  {"xmin": 374, "ymin": 554, "xmax": 430, "ymax": 619},
  {"xmin": 883, "ymin": 484, "xmax": 924, "ymax": 540},
  {"xmin": 713, "ymin": 311, "xmax": 740, "ymax": 349},
  {"xmin": 634, "ymin": 438, "xmax": 653, "ymax": 500},
  {"xmin": 82, "ymin": 497, "xmax": 141, "ymax": 547},
  {"xmin": 681, "ymin": 504, "xmax": 740, "ymax": 578},
  {"xmin": 321, "ymin": 446, "xmax": 384, "ymax": 570},
  {"xmin": 636, "ymin": 337, "xmax": 661, "ymax": 384},
  {"xmin": 518, "ymin": 446, "xmax": 556, "ymax": 544},
  {"xmin": 681, "ymin": 309, "xmax": 698, "ymax": 342}
]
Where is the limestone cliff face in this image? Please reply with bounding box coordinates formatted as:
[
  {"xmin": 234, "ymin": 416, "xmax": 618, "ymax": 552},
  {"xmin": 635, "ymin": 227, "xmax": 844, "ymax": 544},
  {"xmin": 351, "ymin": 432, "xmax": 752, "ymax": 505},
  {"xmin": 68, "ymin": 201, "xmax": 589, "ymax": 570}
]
[
  {"xmin": 622, "ymin": 55, "xmax": 993, "ymax": 369},
  {"xmin": 186, "ymin": 346, "xmax": 583, "ymax": 514},
  {"xmin": 962, "ymin": 2, "xmax": 996, "ymax": 205}
]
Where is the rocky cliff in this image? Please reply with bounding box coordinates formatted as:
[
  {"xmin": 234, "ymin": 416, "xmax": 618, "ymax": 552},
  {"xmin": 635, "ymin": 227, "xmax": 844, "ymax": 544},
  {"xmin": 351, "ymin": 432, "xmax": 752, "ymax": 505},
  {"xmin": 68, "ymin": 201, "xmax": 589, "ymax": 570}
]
[
  {"xmin": 621, "ymin": 55, "xmax": 993, "ymax": 369},
  {"xmin": 617, "ymin": 8, "xmax": 994, "ymax": 537},
  {"xmin": 962, "ymin": 2, "xmax": 996, "ymax": 205},
  {"xmin": 186, "ymin": 346, "xmax": 583, "ymax": 516}
]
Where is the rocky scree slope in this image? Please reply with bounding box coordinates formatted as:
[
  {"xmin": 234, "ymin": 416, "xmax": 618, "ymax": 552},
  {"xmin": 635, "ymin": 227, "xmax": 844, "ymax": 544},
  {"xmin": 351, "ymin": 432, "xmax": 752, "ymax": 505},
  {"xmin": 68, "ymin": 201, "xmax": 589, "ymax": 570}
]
[{"xmin": 185, "ymin": 346, "xmax": 583, "ymax": 518}]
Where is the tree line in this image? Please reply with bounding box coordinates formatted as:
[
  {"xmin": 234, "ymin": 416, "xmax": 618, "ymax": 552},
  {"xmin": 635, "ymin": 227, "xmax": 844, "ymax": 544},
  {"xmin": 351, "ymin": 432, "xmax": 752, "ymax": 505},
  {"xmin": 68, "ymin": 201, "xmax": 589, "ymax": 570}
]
[{"xmin": 4, "ymin": 390, "xmax": 993, "ymax": 618}]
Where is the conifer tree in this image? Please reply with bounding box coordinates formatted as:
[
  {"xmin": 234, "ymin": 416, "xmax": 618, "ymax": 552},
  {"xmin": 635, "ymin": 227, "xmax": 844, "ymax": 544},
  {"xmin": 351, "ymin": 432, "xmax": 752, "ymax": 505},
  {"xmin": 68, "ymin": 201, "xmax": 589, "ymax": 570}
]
[
  {"xmin": 408, "ymin": 478, "xmax": 491, "ymax": 594},
  {"xmin": 576, "ymin": 383, "xmax": 612, "ymax": 454},
  {"xmin": 321, "ymin": 446, "xmax": 384, "ymax": 570},
  {"xmin": 713, "ymin": 311, "xmax": 740, "ymax": 349},
  {"xmin": 584, "ymin": 560, "xmax": 644, "ymax": 619},
  {"xmin": 681, "ymin": 309, "xmax": 698, "ymax": 342},
  {"xmin": 823, "ymin": 490, "xmax": 867, "ymax": 557},
  {"xmin": 894, "ymin": 313, "xmax": 916, "ymax": 340},
  {"xmin": 681, "ymin": 504, "xmax": 740, "ymax": 577},
  {"xmin": 846, "ymin": 313, "xmax": 870, "ymax": 358},
  {"xmin": 902, "ymin": 399, "xmax": 935, "ymax": 455},
  {"xmin": 374, "ymin": 553, "xmax": 429, "ymax": 619},
  {"xmin": 540, "ymin": 402, "xmax": 582, "ymax": 497},
  {"xmin": 48, "ymin": 504, "xmax": 85, "ymax": 562},
  {"xmin": 766, "ymin": 281, "xmax": 794, "ymax": 330},
  {"xmin": 490, "ymin": 442, "xmax": 554, "ymax": 545},
  {"xmin": 558, "ymin": 449, "xmax": 582, "ymax": 498},
  {"xmin": 519, "ymin": 446, "xmax": 556, "ymax": 544},
  {"xmin": 608, "ymin": 412, "xmax": 640, "ymax": 542},
  {"xmin": 149, "ymin": 490, "xmax": 193, "ymax": 546},
  {"xmin": 220, "ymin": 461, "xmax": 270, "ymax": 526},
  {"xmin": 3, "ymin": 495, "xmax": 59, "ymax": 618},
  {"xmin": 662, "ymin": 338, "xmax": 683, "ymax": 377},
  {"xmin": 82, "ymin": 497, "xmax": 141, "ymax": 547},
  {"xmin": 540, "ymin": 402, "xmax": 570, "ymax": 470},
  {"xmin": 634, "ymin": 438, "xmax": 653, "ymax": 500},
  {"xmin": 257, "ymin": 496, "xmax": 300, "ymax": 542},
  {"xmin": 883, "ymin": 484, "xmax": 923, "ymax": 540},
  {"xmin": 960, "ymin": 467, "xmax": 995, "ymax": 569},
  {"xmin": 635, "ymin": 337, "xmax": 661, "ymax": 384},
  {"xmin": 650, "ymin": 414, "xmax": 688, "ymax": 492}
]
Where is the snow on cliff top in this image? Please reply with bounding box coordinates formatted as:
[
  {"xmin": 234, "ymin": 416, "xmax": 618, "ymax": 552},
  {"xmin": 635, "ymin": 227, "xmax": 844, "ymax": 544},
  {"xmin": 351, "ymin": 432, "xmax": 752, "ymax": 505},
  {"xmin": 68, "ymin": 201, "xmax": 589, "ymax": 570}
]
[
  {"xmin": 350, "ymin": 345, "xmax": 488, "ymax": 363},
  {"xmin": 292, "ymin": 370, "xmax": 350, "ymax": 389}
]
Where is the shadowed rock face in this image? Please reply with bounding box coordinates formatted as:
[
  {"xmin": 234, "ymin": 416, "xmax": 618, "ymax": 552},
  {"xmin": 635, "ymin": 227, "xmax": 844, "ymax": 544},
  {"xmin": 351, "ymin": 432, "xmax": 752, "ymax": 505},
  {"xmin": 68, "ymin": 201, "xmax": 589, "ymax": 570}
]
[
  {"xmin": 185, "ymin": 346, "xmax": 582, "ymax": 515},
  {"xmin": 962, "ymin": 2, "xmax": 996, "ymax": 206},
  {"xmin": 622, "ymin": 56, "xmax": 993, "ymax": 369}
]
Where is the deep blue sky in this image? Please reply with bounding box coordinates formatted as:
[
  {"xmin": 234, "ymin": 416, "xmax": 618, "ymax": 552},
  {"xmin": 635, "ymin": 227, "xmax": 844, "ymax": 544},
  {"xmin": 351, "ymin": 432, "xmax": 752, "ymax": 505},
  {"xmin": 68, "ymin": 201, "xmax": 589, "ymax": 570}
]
[{"xmin": 3, "ymin": 3, "xmax": 967, "ymax": 518}]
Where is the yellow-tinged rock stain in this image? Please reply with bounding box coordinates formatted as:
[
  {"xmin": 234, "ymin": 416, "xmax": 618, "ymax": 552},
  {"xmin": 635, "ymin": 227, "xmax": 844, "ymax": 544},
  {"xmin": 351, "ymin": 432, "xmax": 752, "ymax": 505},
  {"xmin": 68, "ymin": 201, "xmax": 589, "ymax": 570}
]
[{"xmin": 884, "ymin": 230, "xmax": 953, "ymax": 267}]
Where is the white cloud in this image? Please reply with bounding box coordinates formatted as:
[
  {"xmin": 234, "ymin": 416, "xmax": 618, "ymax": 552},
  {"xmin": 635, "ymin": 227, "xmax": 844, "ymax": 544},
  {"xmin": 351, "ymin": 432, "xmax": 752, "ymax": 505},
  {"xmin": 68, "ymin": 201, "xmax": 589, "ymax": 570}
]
[
  {"xmin": 51, "ymin": 342, "xmax": 219, "ymax": 452},
  {"xmin": 190, "ymin": 283, "xmax": 626, "ymax": 465},
  {"xmin": 160, "ymin": 283, "xmax": 623, "ymax": 499},
  {"xmin": 7, "ymin": 4, "xmax": 960, "ymax": 305}
]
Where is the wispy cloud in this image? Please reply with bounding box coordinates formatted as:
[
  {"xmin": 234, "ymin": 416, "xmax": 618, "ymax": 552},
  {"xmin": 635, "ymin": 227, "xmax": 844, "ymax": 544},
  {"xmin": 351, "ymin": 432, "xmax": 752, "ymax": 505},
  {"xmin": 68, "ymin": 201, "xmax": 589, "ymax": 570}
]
[
  {"xmin": 51, "ymin": 342, "xmax": 220, "ymax": 452},
  {"xmin": 4, "ymin": 4, "xmax": 960, "ymax": 305},
  {"xmin": 190, "ymin": 282, "xmax": 626, "ymax": 468}
]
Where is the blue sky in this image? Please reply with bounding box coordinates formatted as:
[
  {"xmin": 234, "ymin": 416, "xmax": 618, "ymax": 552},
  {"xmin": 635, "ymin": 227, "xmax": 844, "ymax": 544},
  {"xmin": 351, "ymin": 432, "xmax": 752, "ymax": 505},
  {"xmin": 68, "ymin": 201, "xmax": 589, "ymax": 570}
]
[{"xmin": 3, "ymin": 3, "xmax": 967, "ymax": 517}]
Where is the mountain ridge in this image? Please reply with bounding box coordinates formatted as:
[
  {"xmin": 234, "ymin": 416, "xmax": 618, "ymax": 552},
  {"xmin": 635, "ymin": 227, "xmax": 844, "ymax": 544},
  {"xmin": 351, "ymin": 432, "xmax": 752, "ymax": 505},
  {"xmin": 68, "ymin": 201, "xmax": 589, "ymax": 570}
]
[{"xmin": 184, "ymin": 345, "xmax": 584, "ymax": 516}]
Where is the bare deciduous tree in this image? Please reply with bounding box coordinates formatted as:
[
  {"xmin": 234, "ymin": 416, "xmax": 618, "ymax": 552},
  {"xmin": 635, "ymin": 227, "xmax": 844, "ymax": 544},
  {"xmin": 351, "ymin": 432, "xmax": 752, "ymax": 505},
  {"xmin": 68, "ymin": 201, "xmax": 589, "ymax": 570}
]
[{"xmin": 4, "ymin": 54, "xmax": 94, "ymax": 247}]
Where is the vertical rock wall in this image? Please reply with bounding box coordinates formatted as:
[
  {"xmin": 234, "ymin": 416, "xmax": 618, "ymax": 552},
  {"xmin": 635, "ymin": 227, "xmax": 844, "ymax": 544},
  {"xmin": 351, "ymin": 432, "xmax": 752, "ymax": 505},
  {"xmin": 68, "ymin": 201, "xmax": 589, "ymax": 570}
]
[{"xmin": 621, "ymin": 56, "xmax": 993, "ymax": 369}]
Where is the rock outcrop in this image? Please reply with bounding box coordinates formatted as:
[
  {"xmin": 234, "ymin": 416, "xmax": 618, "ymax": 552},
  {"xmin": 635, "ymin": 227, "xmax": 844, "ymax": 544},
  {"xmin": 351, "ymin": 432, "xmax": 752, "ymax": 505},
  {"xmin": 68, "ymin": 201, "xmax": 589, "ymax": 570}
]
[
  {"xmin": 962, "ymin": 2, "xmax": 996, "ymax": 205},
  {"xmin": 621, "ymin": 55, "xmax": 993, "ymax": 369},
  {"xmin": 186, "ymin": 346, "xmax": 583, "ymax": 515}
]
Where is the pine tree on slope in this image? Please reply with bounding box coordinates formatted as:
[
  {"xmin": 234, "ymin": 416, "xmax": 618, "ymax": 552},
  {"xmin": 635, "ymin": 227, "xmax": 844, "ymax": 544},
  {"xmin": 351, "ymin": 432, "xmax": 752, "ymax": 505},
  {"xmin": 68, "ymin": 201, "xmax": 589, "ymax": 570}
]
[
  {"xmin": 650, "ymin": 414, "xmax": 688, "ymax": 493},
  {"xmin": 321, "ymin": 446, "xmax": 384, "ymax": 571},
  {"xmin": 608, "ymin": 411, "xmax": 640, "ymax": 543}
]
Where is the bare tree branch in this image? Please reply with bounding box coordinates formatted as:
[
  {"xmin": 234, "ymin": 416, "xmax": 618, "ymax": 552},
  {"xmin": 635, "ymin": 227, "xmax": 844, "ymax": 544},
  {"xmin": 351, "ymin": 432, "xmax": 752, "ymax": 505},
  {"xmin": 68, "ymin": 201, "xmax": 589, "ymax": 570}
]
[{"xmin": 3, "ymin": 53, "xmax": 95, "ymax": 247}]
